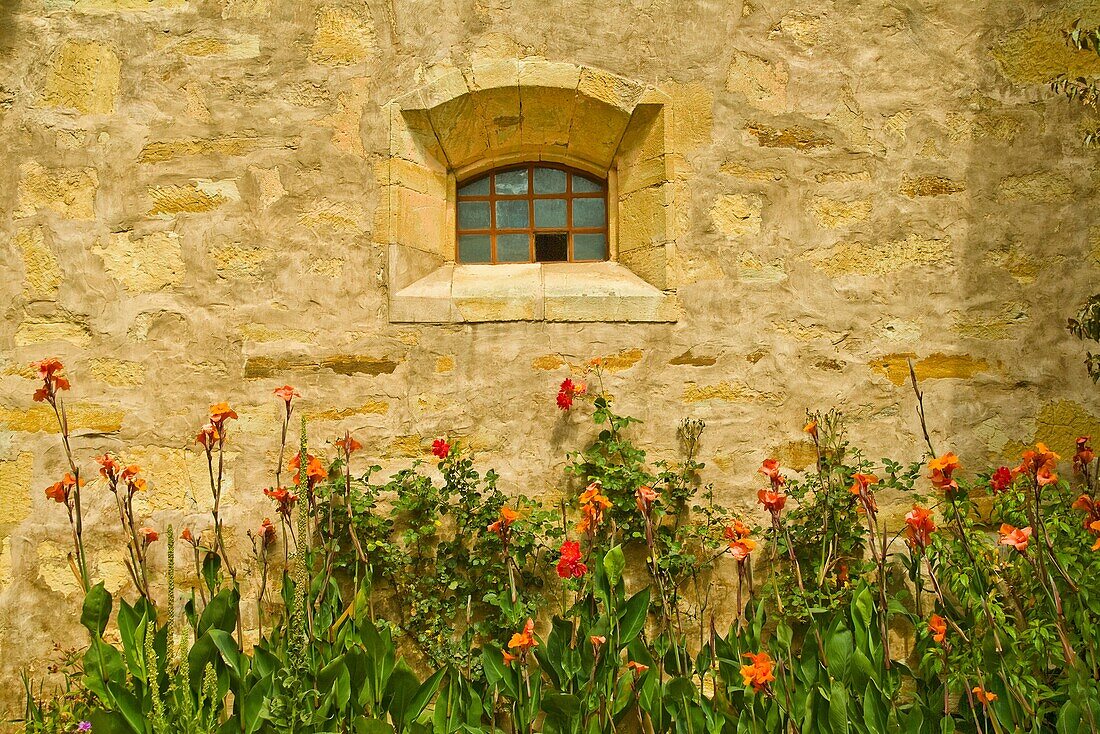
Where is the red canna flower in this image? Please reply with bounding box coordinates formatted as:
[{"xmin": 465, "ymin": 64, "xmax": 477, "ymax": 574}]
[
  {"xmin": 928, "ymin": 452, "xmax": 961, "ymax": 493},
  {"xmin": 928, "ymin": 614, "xmax": 947, "ymax": 644},
  {"xmin": 998, "ymin": 523, "xmax": 1032, "ymax": 553},
  {"xmin": 431, "ymin": 438, "xmax": 450, "ymax": 460},
  {"xmin": 757, "ymin": 489, "xmax": 787, "ymax": 515},
  {"xmin": 556, "ymin": 540, "xmax": 588, "ymax": 578},
  {"xmin": 273, "ymin": 385, "xmax": 300, "ymax": 405},
  {"xmin": 904, "ymin": 505, "xmax": 937, "ymax": 550},
  {"xmin": 139, "ymin": 527, "xmax": 159, "ymax": 545},
  {"xmin": 180, "ymin": 527, "xmax": 196, "ymax": 545},
  {"xmin": 740, "ymin": 651, "xmax": 775, "ymax": 692},
  {"xmin": 635, "ymin": 485, "xmax": 657, "ymax": 515},
  {"xmin": 556, "ymin": 378, "xmax": 586, "ymax": 410},
  {"xmin": 989, "ymin": 466, "xmax": 1013, "ymax": 493}
]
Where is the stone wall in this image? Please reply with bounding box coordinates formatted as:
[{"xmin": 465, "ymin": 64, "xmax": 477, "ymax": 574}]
[{"xmin": 2, "ymin": 0, "xmax": 1100, "ymax": 717}]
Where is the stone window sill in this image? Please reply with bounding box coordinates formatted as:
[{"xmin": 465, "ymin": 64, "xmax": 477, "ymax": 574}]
[{"xmin": 389, "ymin": 262, "xmax": 680, "ymax": 323}]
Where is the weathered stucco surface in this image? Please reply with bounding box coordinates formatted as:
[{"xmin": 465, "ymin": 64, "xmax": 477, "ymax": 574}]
[{"xmin": 2, "ymin": 0, "xmax": 1100, "ymax": 717}]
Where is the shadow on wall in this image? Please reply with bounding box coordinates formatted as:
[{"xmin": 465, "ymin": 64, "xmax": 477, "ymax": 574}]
[{"xmin": 0, "ymin": 0, "xmax": 20, "ymax": 56}]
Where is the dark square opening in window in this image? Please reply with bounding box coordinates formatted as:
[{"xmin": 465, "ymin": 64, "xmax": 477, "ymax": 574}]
[{"xmin": 535, "ymin": 233, "xmax": 568, "ymax": 262}]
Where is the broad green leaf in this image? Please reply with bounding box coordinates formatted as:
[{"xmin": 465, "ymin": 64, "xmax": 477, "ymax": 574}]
[
  {"xmin": 81, "ymin": 582, "xmax": 112, "ymax": 637},
  {"xmin": 828, "ymin": 681, "xmax": 848, "ymax": 734},
  {"xmin": 603, "ymin": 545, "xmax": 626, "ymax": 589}
]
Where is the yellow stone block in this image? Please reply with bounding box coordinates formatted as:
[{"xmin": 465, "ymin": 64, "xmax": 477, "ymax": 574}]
[
  {"xmin": 810, "ymin": 234, "xmax": 952, "ymax": 277},
  {"xmin": 306, "ymin": 402, "xmax": 391, "ymax": 420},
  {"xmin": 594, "ymin": 348, "xmax": 643, "ymax": 372},
  {"xmin": 435, "ymin": 356, "xmax": 455, "ymax": 373},
  {"xmin": 531, "ymin": 354, "xmax": 565, "ymax": 371},
  {"xmin": 810, "ymin": 197, "xmax": 872, "ymax": 228},
  {"xmin": 16, "ymin": 227, "xmax": 62, "ymax": 300},
  {"xmin": 0, "ymin": 453, "xmax": 33, "ymax": 525},
  {"xmin": 92, "ymin": 231, "xmax": 185, "ymax": 293},
  {"xmin": 211, "ymin": 242, "xmax": 272, "ymax": 279},
  {"xmin": 711, "ymin": 194, "xmax": 763, "ymax": 238},
  {"xmin": 42, "ymin": 40, "xmax": 120, "ymax": 114},
  {"xmin": 867, "ymin": 353, "xmax": 991, "ymax": 386},
  {"xmin": 138, "ymin": 135, "xmax": 277, "ymax": 163},
  {"xmin": 683, "ymin": 381, "xmax": 775, "ymax": 404},
  {"xmin": 127, "ymin": 446, "xmax": 227, "ymax": 512},
  {"xmin": 72, "ymin": 0, "xmax": 186, "ymax": 11},
  {"xmin": 149, "ymin": 180, "xmax": 239, "ymax": 216},
  {"xmin": 298, "ymin": 199, "xmax": 364, "ymax": 233},
  {"xmin": 667, "ymin": 82, "xmax": 713, "ymax": 152},
  {"xmin": 993, "ymin": 11, "xmax": 1100, "ymax": 84},
  {"xmin": 15, "ymin": 162, "xmax": 99, "ymax": 220},
  {"xmin": 14, "ymin": 315, "xmax": 92, "ymax": 346},
  {"xmin": 1034, "ymin": 401, "xmax": 1100, "ymax": 459},
  {"xmin": 899, "ymin": 176, "xmax": 965, "ymax": 197},
  {"xmin": 996, "ymin": 172, "xmax": 1074, "ymax": 203},
  {"xmin": 309, "ymin": 6, "xmax": 376, "ymax": 66},
  {"xmin": 619, "ymin": 185, "xmax": 670, "ymax": 252},
  {"xmin": 89, "ymin": 358, "xmax": 146, "ymax": 387},
  {"xmin": 725, "ymin": 49, "xmax": 788, "ymax": 114},
  {"xmin": 37, "ymin": 540, "xmax": 82, "ymax": 596},
  {"xmin": 0, "ymin": 404, "xmax": 124, "ymax": 433}
]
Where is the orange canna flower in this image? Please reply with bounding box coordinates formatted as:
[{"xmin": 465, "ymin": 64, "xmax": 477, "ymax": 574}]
[
  {"xmin": 273, "ymin": 385, "xmax": 300, "ymax": 404},
  {"xmin": 577, "ymin": 483, "xmax": 612, "ymax": 533},
  {"xmin": 849, "ymin": 473, "xmax": 879, "ymax": 513},
  {"xmin": 289, "ymin": 453, "xmax": 326, "ymax": 488},
  {"xmin": 488, "ymin": 506, "xmax": 521, "ymax": 535},
  {"xmin": 258, "ymin": 518, "xmax": 277, "ymax": 548},
  {"xmin": 803, "ymin": 420, "xmax": 818, "ymax": 439},
  {"xmin": 507, "ymin": 619, "xmax": 538, "ymax": 653},
  {"xmin": 195, "ymin": 423, "xmax": 219, "ymax": 449},
  {"xmin": 626, "ymin": 660, "xmax": 649, "ymax": 675},
  {"xmin": 1074, "ymin": 436, "xmax": 1095, "ymax": 474},
  {"xmin": 590, "ymin": 635, "xmax": 606, "ymax": 648},
  {"xmin": 758, "ymin": 459, "xmax": 784, "ymax": 490},
  {"xmin": 757, "ymin": 489, "xmax": 787, "ymax": 515},
  {"xmin": 209, "ymin": 402, "xmax": 238, "ymax": 426},
  {"xmin": 635, "ymin": 485, "xmax": 657, "ymax": 515},
  {"xmin": 264, "ymin": 486, "xmax": 298, "ymax": 518},
  {"xmin": 44, "ymin": 480, "xmax": 68, "ymax": 504},
  {"xmin": 181, "ymin": 527, "xmax": 195, "ymax": 544},
  {"xmin": 139, "ymin": 527, "xmax": 159, "ymax": 544},
  {"xmin": 905, "ymin": 505, "xmax": 937, "ymax": 550},
  {"xmin": 729, "ymin": 537, "xmax": 756, "ymax": 562},
  {"xmin": 579, "ymin": 483, "xmax": 611, "ymax": 508},
  {"xmin": 1089, "ymin": 519, "xmax": 1100, "ymax": 551},
  {"xmin": 335, "ymin": 433, "xmax": 362, "ymax": 455},
  {"xmin": 998, "ymin": 523, "xmax": 1032, "ymax": 553},
  {"xmin": 502, "ymin": 650, "xmax": 518, "ymax": 665},
  {"xmin": 31, "ymin": 358, "xmax": 70, "ymax": 403},
  {"xmin": 96, "ymin": 454, "xmax": 121, "ymax": 483},
  {"xmin": 740, "ymin": 651, "xmax": 775, "ymax": 692},
  {"xmin": 1015, "ymin": 443, "xmax": 1059, "ymax": 478},
  {"xmin": 724, "ymin": 520, "xmax": 751, "ymax": 541},
  {"xmin": 972, "ymin": 687, "xmax": 997, "ymax": 705},
  {"xmin": 1036, "ymin": 465, "xmax": 1059, "ymax": 487},
  {"xmin": 928, "ymin": 452, "xmax": 961, "ymax": 493},
  {"xmin": 928, "ymin": 614, "xmax": 947, "ymax": 644}
]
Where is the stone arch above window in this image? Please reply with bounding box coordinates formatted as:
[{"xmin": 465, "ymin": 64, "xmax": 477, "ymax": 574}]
[{"xmin": 383, "ymin": 60, "xmax": 680, "ymax": 323}]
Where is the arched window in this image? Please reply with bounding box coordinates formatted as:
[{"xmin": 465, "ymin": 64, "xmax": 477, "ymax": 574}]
[{"xmin": 455, "ymin": 164, "xmax": 608, "ymax": 264}]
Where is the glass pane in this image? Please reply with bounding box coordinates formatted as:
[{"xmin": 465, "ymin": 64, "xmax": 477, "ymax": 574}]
[
  {"xmin": 457, "ymin": 201, "xmax": 490, "ymax": 230},
  {"xmin": 458, "ymin": 234, "xmax": 491, "ymax": 263},
  {"xmin": 494, "ymin": 168, "xmax": 528, "ymax": 194},
  {"xmin": 458, "ymin": 177, "xmax": 490, "ymax": 196},
  {"xmin": 572, "ymin": 198, "xmax": 606, "ymax": 228},
  {"xmin": 573, "ymin": 233, "xmax": 607, "ymax": 260},
  {"xmin": 496, "ymin": 234, "xmax": 531, "ymax": 262},
  {"xmin": 533, "ymin": 167, "xmax": 567, "ymax": 193},
  {"xmin": 495, "ymin": 199, "xmax": 529, "ymax": 229},
  {"xmin": 572, "ymin": 174, "xmax": 602, "ymax": 193},
  {"xmin": 535, "ymin": 233, "xmax": 568, "ymax": 262},
  {"xmin": 534, "ymin": 199, "xmax": 567, "ymax": 228}
]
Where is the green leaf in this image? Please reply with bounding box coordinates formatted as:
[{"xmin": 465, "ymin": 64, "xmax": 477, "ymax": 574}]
[
  {"xmin": 1057, "ymin": 701, "xmax": 1082, "ymax": 734},
  {"xmin": 618, "ymin": 587, "xmax": 650, "ymax": 646},
  {"xmin": 198, "ymin": 587, "xmax": 239, "ymax": 637},
  {"xmin": 81, "ymin": 582, "xmax": 112, "ymax": 637},
  {"xmin": 603, "ymin": 545, "xmax": 626, "ymax": 589},
  {"xmin": 828, "ymin": 681, "xmax": 848, "ymax": 734}
]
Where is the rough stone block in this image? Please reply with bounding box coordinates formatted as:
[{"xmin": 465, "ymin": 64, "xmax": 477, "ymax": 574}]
[
  {"xmin": 42, "ymin": 40, "xmax": 120, "ymax": 114},
  {"xmin": 15, "ymin": 163, "xmax": 98, "ymax": 220}
]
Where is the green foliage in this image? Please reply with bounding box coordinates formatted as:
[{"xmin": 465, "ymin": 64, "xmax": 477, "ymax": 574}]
[{"xmin": 1068, "ymin": 294, "xmax": 1100, "ymax": 383}]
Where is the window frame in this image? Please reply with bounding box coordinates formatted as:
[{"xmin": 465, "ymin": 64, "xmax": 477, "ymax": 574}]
[{"xmin": 455, "ymin": 162, "xmax": 609, "ymax": 264}]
